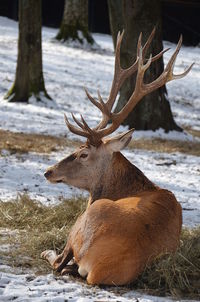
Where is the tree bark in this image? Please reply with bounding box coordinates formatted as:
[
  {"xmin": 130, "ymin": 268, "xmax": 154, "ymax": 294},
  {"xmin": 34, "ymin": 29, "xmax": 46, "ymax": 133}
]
[
  {"xmin": 56, "ymin": 0, "xmax": 94, "ymax": 45},
  {"xmin": 108, "ymin": 0, "xmax": 181, "ymax": 132},
  {"xmin": 5, "ymin": 0, "xmax": 50, "ymax": 102},
  {"xmin": 107, "ymin": 0, "xmax": 123, "ymax": 49}
]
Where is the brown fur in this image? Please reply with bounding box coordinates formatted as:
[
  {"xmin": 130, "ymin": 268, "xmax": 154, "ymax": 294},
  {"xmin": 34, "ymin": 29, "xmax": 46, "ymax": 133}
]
[
  {"xmin": 89, "ymin": 152, "xmax": 157, "ymax": 204},
  {"xmin": 41, "ymin": 30, "xmax": 191, "ymax": 284},
  {"xmin": 42, "ymin": 134, "xmax": 182, "ymax": 285}
]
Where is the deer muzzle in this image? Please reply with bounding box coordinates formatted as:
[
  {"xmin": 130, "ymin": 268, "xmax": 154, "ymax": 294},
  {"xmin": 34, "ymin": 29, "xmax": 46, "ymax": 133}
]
[{"xmin": 44, "ymin": 168, "xmax": 63, "ymax": 183}]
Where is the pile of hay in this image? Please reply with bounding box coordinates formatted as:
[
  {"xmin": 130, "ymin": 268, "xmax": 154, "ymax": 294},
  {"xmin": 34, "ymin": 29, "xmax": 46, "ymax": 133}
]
[
  {"xmin": 0, "ymin": 195, "xmax": 199, "ymax": 298},
  {"xmin": 0, "ymin": 194, "xmax": 86, "ymax": 273},
  {"xmin": 134, "ymin": 227, "xmax": 200, "ymax": 299}
]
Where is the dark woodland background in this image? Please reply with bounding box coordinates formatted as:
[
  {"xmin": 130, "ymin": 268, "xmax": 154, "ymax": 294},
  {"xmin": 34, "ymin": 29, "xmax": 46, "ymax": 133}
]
[{"xmin": 1, "ymin": 0, "xmax": 200, "ymax": 46}]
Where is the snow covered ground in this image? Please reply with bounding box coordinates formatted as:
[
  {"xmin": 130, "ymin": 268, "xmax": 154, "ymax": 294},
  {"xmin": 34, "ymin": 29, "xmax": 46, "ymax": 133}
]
[
  {"xmin": 0, "ymin": 17, "xmax": 199, "ymax": 301},
  {"xmin": 1, "ymin": 272, "xmax": 195, "ymax": 302},
  {"xmin": 0, "ymin": 18, "xmax": 200, "ymax": 137},
  {"xmin": 0, "ymin": 148, "xmax": 199, "ymax": 227}
]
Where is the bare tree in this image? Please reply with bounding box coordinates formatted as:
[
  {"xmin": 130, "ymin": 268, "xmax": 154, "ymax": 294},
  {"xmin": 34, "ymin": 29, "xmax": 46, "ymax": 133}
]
[
  {"xmin": 108, "ymin": 0, "xmax": 181, "ymax": 131},
  {"xmin": 56, "ymin": 0, "xmax": 94, "ymax": 45},
  {"xmin": 5, "ymin": 0, "xmax": 50, "ymax": 103}
]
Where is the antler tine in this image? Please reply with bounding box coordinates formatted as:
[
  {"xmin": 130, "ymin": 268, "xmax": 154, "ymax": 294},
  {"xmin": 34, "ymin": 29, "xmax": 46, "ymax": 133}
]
[
  {"xmin": 165, "ymin": 35, "xmax": 183, "ymax": 75},
  {"xmin": 72, "ymin": 113, "xmax": 85, "ymax": 130},
  {"xmin": 95, "ymin": 91, "xmax": 111, "ymax": 130},
  {"xmin": 142, "ymin": 36, "xmax": 194, "ymax": 94},
  {"xmin": 84, "ymin": 87, "xmax": 102, "ymax": 111},
  {"xmin": 89, "ymin": 31, "xmax": 125, "ymax": 131},
  {"xmin": 171, "ymin": 62, "xmax": 194, "ymax": 81},
  {"xmin": 84, "ymin": 87, "xmax": 110, "ymax": 131},
  {"xmin": 164, "ymin": 35, "xmax": 194, "ymax": 82},
  {"xmin": 151, "ymin": 47, "xmax": 170, "ymax": 63},
  {"xmin": 142, "ymin": 27, "xmax": 170, "ymax": 64},
  {"xmin": 72, "ymin": 111, "xmax": 94, "ymax": 135},
  {"xmin": 72, "ymin": 113, "xmax": 95, "ymax": 135},
  {"xmin": 165, "ymin": 35, "xmax": 194, "ymax": 81},
  {"xmin": 104, "ymin": 31, "xmax": 124, "ymax": 113},
  {"xmin": 142, "ymin": 27, "xmax": 156, "ymax": 57},
  {"xmin": 65, "ymin": 113, "xmax": 100, "ymax": 145},
  {"xmin": 142, "ymin": 53, "xmax": 152, "ymax": 71},
  {"xmin": 64, "ymin": 114, "xmax": 90, "ymax": 139},
  {"xmin": 80, "ymin": 115, "xmax": 95, "ymax": 135},
  {"xmin": 97, "ymin": 90, "xmax": 110, "ymax": 118},
  {"xmin": 115, "ymin": 30, "xmax": 124, "ymax": 72},
  {"xmin": 136, "ymin": 32, "xmax": 143, "ymax": 57}
]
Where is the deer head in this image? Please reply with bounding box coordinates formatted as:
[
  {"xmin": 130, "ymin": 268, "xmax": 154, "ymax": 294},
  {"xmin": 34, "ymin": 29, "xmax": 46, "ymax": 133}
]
[
  {"xmin": 44, "ymin": 129, "xmax": 134, "ymax": 191},
  {"xmin": 44, "ymin": 29, "xmax": 193, "ymax": 198}
]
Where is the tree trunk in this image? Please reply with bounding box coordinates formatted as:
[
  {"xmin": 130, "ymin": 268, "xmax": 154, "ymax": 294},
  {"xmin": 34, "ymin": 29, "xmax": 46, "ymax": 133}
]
[
  {"xmin": 107, "ymin": 0, "xmax": 123, "ymax": 49},
  {"xmin": 5, "ymin": 0, "xmax": 50, "ymax": 103},
  {"xmin": 56, "ymin": 0, "xmax": 94, "ymax": 45},
  {"xmin": 108, "ymin": 0, "xmax": 181, "ymax": 132}
]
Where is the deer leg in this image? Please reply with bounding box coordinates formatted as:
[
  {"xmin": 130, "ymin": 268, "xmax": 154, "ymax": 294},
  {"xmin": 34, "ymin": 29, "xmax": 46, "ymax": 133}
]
[
  {"xmin": 61, "ymin": 263, "xmax": 79, "ymax": 277},
  {"xmin": 41, "ymin": 250, "xmax": 58, "ymax": 267},
  {"xmin": 41, "ymin": 242, "xmax": 74, "ymax": 272},
  {"xmin": 53, "ymin": 246, "xmax": 74, "ymax": 272}
]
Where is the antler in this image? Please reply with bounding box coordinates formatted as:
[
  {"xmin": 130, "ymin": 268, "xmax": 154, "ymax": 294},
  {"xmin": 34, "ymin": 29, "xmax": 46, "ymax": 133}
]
[{"xmin": 65, "ymin": 29, "xmax": 194, "ymax": 146}]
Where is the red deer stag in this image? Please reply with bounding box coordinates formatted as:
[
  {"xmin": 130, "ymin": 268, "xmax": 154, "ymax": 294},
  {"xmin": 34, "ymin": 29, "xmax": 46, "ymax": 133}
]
[{"xmin": 41, "ymin": 29, "xmax": 193, "ymax": 285}]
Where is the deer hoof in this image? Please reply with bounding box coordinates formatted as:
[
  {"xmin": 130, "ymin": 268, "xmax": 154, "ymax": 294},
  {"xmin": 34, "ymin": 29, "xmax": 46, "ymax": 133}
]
[
  {"xmin": 60, "ymin": 263, "xmax": 79, "ymax": 277},
  {"xmin": 41, "ymin": 250, "xmax": 57, "ymax": 262}
]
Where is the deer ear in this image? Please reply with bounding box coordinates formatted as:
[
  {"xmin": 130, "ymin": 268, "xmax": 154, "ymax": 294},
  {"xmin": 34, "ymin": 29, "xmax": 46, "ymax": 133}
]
[{"xmin": 104, "ymin": 129, "xmax": 134, "ymax": 152}]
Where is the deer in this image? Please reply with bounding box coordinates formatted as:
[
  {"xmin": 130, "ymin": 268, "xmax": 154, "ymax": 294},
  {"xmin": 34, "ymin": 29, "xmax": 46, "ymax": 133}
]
[{"xmin": 41, "ymin": 29, "xmax": 193, "ymax": 285}]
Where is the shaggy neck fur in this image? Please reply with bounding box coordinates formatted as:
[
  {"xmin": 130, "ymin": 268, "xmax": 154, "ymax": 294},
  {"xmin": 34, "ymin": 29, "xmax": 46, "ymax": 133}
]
[{"xmin": 89, "ymin": 152, "xmax": 157, "ymax": 205}]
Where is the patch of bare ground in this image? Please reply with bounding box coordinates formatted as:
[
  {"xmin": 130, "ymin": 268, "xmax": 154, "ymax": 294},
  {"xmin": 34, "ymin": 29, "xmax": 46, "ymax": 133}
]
[
  {"xmin": 0, "ymin": 128, "xmax": 200, "ymax": 156},
  {"xmin": 0, "ymin": 195, "xmax": 199, "ymax": 298},
  {"xmin": 0, "ymin": 129, "xmax": 79, "ymax": 154},
  {"xmin": 186, "ymin": 127, "xmax": 200, "ymax": 139},
  {"xmin": 129, "ymin": 137, "xmax": 200, "ymax": 156}
]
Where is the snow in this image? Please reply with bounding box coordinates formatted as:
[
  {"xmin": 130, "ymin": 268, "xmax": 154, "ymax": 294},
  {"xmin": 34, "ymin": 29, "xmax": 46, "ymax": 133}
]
[
  {"xmin": 0, "ymin": 148, "xmax": 199, "ymax": 227},
  {"xmin": 2, "ymin": 272, "xmax": 194, "ymax": 302},
  {"xmin": 1, "ymin": 19, "xmax": 200, "ymax": 137},
  {"xmin": 0, "ymin": 17, "xmax": 199, "ymax": 301}
]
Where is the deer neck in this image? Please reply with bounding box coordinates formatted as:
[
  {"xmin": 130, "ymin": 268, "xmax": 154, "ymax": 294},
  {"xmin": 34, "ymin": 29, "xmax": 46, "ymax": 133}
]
[{"xmin": 89, "ymin": 152, "xmax": 157, "ymax": 206}]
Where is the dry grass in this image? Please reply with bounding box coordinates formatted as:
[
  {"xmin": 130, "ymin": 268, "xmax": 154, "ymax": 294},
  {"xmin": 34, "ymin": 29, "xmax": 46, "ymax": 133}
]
[
  {"xmin": 129, "ymin": 137, "xmax": 200, "ymax": 156},
  {"xmin": 0, "ymin": 129, "xmax": 200, "ymax": 156},
  {"xmin": 0, "ymin": 129, "xmax": 79, "ymax": 154},
  {"xmin": 0, "ymin": 194, "xmax": 87, "ymax": 274},
  {"xmin": 134, "ymin": 227, "xmax": 200, "ymax": 299},
  {"xmin": 0, "ymin": 195, "xmax": 199, "ymax": 298},
  {"xmin": 186, "ymin": 127, "xmax": 200, "ymax": 139}
]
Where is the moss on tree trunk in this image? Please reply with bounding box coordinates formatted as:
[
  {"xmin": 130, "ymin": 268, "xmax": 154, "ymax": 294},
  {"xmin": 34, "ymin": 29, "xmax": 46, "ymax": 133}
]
[
  {"xmin": 108, "ymin": 0, "xmax": 181, "ymax": 132},
  {"xmin": 56, "ymin": 0, "xmax": 94, "ymax": 45},
  {"xmin": 4, "ymin": 0, "xmax": 50, "ymax": 103}
]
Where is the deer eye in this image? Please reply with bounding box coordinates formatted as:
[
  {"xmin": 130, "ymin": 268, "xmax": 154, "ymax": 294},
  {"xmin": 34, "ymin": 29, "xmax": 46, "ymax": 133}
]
[{"xmin": 80, "ymin": 152, "xmax": 88, "ymax": 159}]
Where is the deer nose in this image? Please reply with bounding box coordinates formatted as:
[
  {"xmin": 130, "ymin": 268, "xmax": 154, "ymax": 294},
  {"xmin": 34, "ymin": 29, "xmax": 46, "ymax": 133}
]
[{"xmin": 44, "ymin": 170, "xmax": 53, "ymax": 179}]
